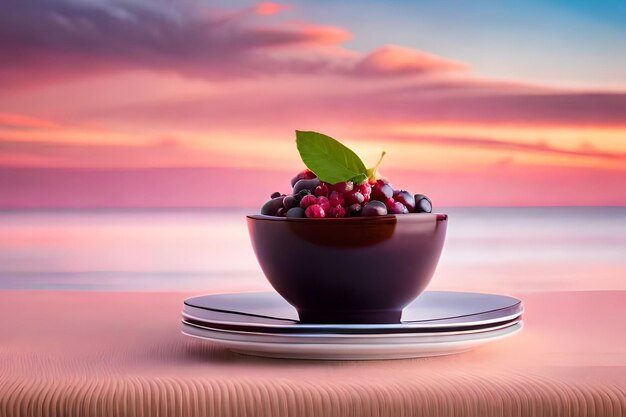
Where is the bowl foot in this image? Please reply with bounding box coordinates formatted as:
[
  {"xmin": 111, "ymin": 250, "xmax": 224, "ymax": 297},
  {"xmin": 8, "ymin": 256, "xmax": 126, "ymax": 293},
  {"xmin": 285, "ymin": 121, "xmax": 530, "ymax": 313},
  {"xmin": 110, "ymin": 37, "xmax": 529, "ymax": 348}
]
[{"xmin": 297, "ymin": 309, "xmax": 402, "ymax": 324}]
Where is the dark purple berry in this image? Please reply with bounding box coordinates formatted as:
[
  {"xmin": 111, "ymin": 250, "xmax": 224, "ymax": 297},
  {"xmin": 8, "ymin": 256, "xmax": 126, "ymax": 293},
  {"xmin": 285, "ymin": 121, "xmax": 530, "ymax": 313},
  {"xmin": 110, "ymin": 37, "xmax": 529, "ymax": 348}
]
[
  {"xmin": 347, "ymin": 203, "xmax": 362, "ymax": 216},
  {"xmin": 283, "ymin": 195, "xmax": 296, "ymax": 210},
  {"xmin": 300, "ymin": 194, "xmax": 317, "ymax": 208},
  {"xmin": 293, "ymin": 178, "xmax": 321, "ymax": 194},
  {"xmin": 276, "ymin": 207, "xmax": 286, "ymax": 217},
  {"xmin": 261, "ymin": 196, "xmax": 285, "ymax": 216},
  {"xmin": 270, "ymin": 191, "xmax": 281, "ymax": 199},
  {"xmin": 371, "ymin": 182, "xmax": 393, "ymax": 202},
  {"xmin": 305, "ymin": 204, "xmax": 325, "ymax": 218},
  {"xmin": 286, "ymin": 207, "xmax": 306, "ymax": 218},
  {"xmin": 290, "ymin": 169, "xmax": 317, "ymax": 187},
  {"xmin": 393, "ymin": 190, "xmax": 415, "ymax": 212},
  {"xmin": 414, "ymin": 194, "xmax": 432, "ymax": 213},
  {"xmin": 361, "ymin": 200, "xmax": 387, "ymax": 216}
]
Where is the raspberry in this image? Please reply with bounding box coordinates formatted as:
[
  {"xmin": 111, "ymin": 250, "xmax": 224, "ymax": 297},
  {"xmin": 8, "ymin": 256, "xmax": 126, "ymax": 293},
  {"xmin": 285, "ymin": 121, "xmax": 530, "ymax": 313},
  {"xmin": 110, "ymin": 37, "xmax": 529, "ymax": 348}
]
[
  {"xmin": 328, "ymin": 191, "xmax": 345, "ymax": 207},
  {"xmin": 300, "ymin": 194, "xmax": 317, "ymax": 208},
  {"xmin": 327, "ymin": 205, "xmax": 346, "ymax": 218},
  {"xmin": 305, "ymin": 204, "xmax": 325, "ymax": 218},
  {"xmin": 317, "ymin": 196, "xmax": 331, "ymax": 211},
  {"xmin": 331, "ymin": 181, "xmax": 353, "ymax": 193}
]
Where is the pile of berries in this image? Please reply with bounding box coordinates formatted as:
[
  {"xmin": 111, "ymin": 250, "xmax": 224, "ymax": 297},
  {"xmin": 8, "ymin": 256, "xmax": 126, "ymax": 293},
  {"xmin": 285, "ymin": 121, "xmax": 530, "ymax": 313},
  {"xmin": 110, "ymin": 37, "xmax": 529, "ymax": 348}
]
[{"xmin": 261, "ymin": 169, "xmax": 432, "ymax": 218}]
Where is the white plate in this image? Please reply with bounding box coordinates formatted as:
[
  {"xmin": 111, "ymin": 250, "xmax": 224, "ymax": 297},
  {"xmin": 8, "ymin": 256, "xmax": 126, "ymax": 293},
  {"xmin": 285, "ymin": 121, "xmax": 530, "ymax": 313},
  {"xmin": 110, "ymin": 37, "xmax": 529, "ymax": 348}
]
[{"xmin": 182, "ymin": 320, "xmax": 523, "ymax": 360}]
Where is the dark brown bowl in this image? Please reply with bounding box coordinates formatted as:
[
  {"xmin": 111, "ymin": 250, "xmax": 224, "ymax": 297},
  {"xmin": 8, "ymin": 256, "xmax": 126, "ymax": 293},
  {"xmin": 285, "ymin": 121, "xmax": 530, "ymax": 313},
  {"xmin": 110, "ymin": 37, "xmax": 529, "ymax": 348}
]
[{"xmin": 247, "ymin": 213, "xmax": 447, "ymax": 324}]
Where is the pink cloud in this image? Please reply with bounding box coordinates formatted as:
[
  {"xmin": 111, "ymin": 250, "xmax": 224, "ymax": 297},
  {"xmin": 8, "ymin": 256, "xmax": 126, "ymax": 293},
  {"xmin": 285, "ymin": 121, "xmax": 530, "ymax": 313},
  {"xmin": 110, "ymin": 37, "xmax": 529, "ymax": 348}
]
[
  {"xmin": 0, "ymin": 0, "xmax": 464, "ymax": 88},
  {"xmin": 352, "ymin": 45, "xmax": 467, "ymax": 77},
  {"xmin": 255, "ymin": 2, "xmax": 291, "ymax": 16}
]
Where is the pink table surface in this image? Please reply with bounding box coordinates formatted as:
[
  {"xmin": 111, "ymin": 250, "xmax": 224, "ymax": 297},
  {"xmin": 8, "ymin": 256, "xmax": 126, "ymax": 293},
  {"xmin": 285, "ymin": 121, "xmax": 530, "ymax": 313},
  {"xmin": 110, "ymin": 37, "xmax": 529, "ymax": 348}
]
[{"xmin": 0, "ymin": 290, "xmax": 624, "ymax": 417}]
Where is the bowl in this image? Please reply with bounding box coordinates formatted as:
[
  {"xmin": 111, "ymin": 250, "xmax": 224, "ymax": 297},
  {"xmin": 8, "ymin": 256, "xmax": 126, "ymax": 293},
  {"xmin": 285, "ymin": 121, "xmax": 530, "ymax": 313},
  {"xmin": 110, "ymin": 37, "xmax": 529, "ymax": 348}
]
[{"xmin": 247, "ymin": 213, "xmax": 447, "ymax": 324}]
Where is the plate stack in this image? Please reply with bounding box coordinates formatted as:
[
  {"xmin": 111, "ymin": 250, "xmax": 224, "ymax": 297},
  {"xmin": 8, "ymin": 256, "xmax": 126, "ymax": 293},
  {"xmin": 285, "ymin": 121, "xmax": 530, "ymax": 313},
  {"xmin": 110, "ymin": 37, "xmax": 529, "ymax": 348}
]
[{"xmin": 182, "ymin": 291, "xmax": 523, "ymax": 360}]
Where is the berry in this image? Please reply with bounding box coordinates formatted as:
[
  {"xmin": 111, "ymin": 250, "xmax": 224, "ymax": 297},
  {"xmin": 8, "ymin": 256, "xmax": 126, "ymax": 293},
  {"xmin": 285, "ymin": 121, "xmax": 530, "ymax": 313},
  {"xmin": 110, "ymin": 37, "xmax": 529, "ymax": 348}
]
[
  {"xmin": 314, "ymin": 183, "xmax": 330, "ymax": 197},
  {"xmin": 283, "ymin": 195, "xmax": 296, "ymax": 210},
  {"xmin": 270, "ymin": 191, "xmax": 281, "ymax": 199},
  {"xmin": 347, "ymin": 203, "xmax": 362, "ymax": 216},
  {"xmin": 331, "ymin": 181, "xmax": 353, "ymax": 193},
  {"xmin": 327, "ymin": 205, "xmax": 346, "ymax": 218},
  {"xmin": 317, "ymin": 196, "xmax": 331, "ymax": 211},
  {"xmin": 276, "ymin": 207, "xmax": 287, "ymax": 217},
  {"xmin": 305, "ymin": 204, "xmax": 325, "ymax": 218},
  {"xmin": 361, "ymin": 200, "xmax": 388, "ymax": 216},
  {"xmin": 371, "ymin": 182, "xmax": 393, "ymax": 202},
  {"xmin": 344, "ymin": 191, "xmax": 365, "ymax": 205},
  {"xmin": 290, "ymin": 169, "xmax": 316, "ymax": 187},
  {"xmin": 261, "ymin": 196, "xmax": 285, "ymax": 216},
  {"xmin": 293, "ymin": 178, "xmax": 321, "ymax": 194},
  {"xmin": 393, "ymin": 190, "xmax": 415, "ymax": 212},
  {"xmin": 387, "ymin": 200, "xmax": 408, "ymax": 214},
  {"xmin": 356, "ymin": 182, "xmax": 372, "ymax": 196},
  {"xmin": 300, "ymin": 194, "xmax": 317, "ymax": 208},
  {"xmin": 286, "ymin": 207, "xmax": 306, "ymax": 218},
  {"xmin": 414, "ymin": 194, "xmax": 433, "ymax": 213},
  {"xmin": 328, "ymin": 191, "xmax": 345, "ymax": 207}
]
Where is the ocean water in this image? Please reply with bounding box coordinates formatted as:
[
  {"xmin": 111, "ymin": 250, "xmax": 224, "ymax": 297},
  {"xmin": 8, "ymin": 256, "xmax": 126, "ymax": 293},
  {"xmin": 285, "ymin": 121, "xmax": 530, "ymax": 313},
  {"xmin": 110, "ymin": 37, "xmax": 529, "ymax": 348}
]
[{"xmin": 0, "ymin": 207, "xmax": 624, "ymax": 293}]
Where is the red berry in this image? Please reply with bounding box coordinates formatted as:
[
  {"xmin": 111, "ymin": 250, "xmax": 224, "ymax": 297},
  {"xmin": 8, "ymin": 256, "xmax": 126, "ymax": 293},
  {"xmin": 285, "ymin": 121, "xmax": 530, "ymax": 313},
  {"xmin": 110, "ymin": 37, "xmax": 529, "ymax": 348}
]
[
  {"xmin": 317, "ymin": 196, "xmax": 331, "ymax": 211},
  {"xmin": 393, "ymin": 190, "xmax": 416, "ymax": 212},
  {"xmin": 371, "ymin": 182, "xmax": 393, "ymax": 202},
  {"xmin": 388, "ymin": 200, "xmax": 408, "ymax": 214},
  {"xmin": 329, "ymin": 191, "xmax": 345, "ymax": 207},
  {"xmin": 300, "ymin": 194, "xmax": 317, "ymax": 208},
  {"xmin": 314, "ymin": 183, "xmax": 330, "ymax": 197},
  {"xmin": 344, "ymin": 191, "xmax": 365, "ymax": 205},
  {"xmin": 305, "ymin": 204, "xmax": 326, "ymax": 218},
  {"xmin": 327, "ymin": 205, "xmax": 346, "ymax": 218},
  {"xmin": 290, "ymin": 169, "xmax": 317, "ymax": 187},
  {"xmin": 356, "ymin": 182, "xmax": 372, "ymax": 196},
  {"xmin": 331, "ymin": 181, "xmax": 353, "ymax": 193},
  {"xmin": 384, "ymin": 198, "xmax": 395, "ymax": 210}
]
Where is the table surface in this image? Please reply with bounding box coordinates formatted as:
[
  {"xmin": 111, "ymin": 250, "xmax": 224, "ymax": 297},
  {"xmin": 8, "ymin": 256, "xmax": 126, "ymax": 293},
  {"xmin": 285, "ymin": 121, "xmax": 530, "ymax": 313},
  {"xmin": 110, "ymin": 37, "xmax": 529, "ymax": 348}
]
[{"xmin": 0, "ymin": 290, "xmax": 624, "ymax": 417}]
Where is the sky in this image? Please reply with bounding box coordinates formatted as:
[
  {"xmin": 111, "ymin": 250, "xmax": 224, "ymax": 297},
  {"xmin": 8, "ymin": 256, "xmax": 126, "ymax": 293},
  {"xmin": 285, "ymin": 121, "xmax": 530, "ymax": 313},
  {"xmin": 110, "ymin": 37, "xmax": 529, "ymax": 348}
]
[{"xmin": 1, "ymin": 0, "xmax": 625, "ymax": 208}]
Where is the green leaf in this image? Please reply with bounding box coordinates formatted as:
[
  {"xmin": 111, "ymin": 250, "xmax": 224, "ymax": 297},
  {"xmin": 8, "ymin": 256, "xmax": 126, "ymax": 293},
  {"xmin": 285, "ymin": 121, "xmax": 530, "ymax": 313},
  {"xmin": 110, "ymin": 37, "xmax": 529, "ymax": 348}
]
[{"xmin": 296, "ymin": 131, "xmax": 368, "ymax": 184}]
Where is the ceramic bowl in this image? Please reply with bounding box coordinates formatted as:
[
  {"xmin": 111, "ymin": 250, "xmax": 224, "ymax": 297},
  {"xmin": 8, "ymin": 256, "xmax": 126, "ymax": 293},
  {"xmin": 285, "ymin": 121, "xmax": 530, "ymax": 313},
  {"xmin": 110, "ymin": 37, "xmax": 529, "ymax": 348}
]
[{"xmin": 247, "ymin": 213, "xmax": 447, "ymax": 324}]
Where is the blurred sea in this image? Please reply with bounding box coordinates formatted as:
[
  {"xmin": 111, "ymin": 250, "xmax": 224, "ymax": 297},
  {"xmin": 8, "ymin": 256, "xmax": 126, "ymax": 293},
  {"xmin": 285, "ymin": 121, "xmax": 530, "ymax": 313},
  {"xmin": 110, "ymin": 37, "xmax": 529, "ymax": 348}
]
[{"xmin": 0, "ymin": 207, "xmax": 624, "ymax": 293}]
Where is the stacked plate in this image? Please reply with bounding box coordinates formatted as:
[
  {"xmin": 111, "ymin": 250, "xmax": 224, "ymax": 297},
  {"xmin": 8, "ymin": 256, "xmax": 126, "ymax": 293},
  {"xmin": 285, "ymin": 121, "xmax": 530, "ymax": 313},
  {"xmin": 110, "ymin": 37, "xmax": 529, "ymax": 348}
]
[{"xmin": 182, "ymin": 291, "xmax": 523, "ymax": 360}]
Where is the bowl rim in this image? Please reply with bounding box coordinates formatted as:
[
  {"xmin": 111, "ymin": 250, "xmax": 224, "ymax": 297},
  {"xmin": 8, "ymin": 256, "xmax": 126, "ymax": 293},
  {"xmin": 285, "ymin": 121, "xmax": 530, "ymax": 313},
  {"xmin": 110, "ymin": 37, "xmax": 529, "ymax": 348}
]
[{"xmin": 247, "ymin": 213, "xmax": 448, "ymax": 222}]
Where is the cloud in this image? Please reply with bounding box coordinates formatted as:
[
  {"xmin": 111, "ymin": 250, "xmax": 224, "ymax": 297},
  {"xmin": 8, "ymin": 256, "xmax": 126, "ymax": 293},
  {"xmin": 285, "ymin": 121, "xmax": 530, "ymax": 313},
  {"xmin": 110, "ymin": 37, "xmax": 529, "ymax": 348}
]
[
  {"xmin": 351, "ymin": 45, "xmax": 467, "ymax": 77},
  {"xmin": 255, "ymin": 2, "xmax": 291, "ymax": 16},
  {"xmin": 0, "ymin": 113, "xmax": 61, "ymax": 130},
  {"xmin": 0, "ymin": 0, "xmax": 463, "ymax": 88},
  {"xmin": 381, "ymin": 134, "xmax": 626, "ymax": 161}
]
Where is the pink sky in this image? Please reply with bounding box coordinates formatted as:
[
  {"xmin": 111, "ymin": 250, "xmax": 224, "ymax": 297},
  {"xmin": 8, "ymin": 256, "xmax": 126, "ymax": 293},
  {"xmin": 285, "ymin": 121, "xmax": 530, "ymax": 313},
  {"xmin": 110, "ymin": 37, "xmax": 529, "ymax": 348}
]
[{"xmin": 1, "ymin": 1, "xmax": 625, "ymax": 207}]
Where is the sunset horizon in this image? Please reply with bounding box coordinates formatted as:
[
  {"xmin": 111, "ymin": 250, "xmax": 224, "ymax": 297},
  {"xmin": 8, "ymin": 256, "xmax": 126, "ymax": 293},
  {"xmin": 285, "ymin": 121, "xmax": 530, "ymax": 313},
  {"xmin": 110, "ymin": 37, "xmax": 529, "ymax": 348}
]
[{"xmin": 1, "ymin": 0, "xmax": 625, "ymax": 208}]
